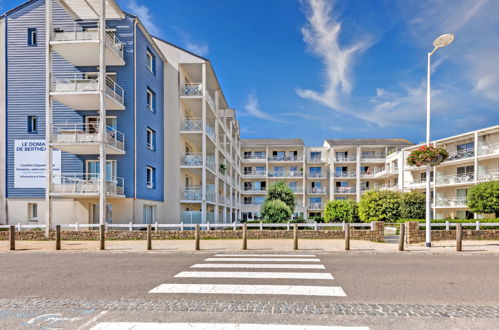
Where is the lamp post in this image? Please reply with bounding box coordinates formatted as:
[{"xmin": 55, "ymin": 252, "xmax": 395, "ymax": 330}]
[{"xmin": 425, "ymin": 34, "xmax": 454, "ymax": 247}]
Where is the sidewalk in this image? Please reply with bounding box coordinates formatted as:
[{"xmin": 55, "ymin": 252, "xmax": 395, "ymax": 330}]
[{"xmin": 1, "ymin": 239, "xmax": 499, "ymax": 254}]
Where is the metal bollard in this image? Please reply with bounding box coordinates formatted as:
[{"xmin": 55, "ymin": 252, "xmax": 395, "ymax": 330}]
[
  {"xmin": 9, "ymin": 225, "xmax": 15, "ymax": 251},
  {"xmin": 100, "ymin": 224, "xmax": 105, "ymax": 250},
  {"xmin": 398, "ymin": 223, "xmax": 405, "ymax": 251},
  {"xmin": 147, "ymin": 224, "xmax": 152, "ymax": 251},
  {"xmin": 242, "ymin": 224, "xmax": 247, "ymax": 250},
  {"xmin": 293, "ymin": 223, "xmax": 298, "ymax": 250},
  {"xmin": 56, "ymin": 225, "xmax": 61, "ymax": 250},
  {"xmin": 195, "ymin": 224, "xmax": 200, "ymax": 251},
  {"xmin": 344, "ymin": 223, "xmax": 350, "ymax": 251},
  {"xmin": 456, "ymin": 223, "xmax": 462, "ymax": 252}
]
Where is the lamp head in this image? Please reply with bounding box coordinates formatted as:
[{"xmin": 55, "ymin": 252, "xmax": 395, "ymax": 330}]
[{"xmin": 433, "ymin": 34, "xmax": 455, "ymax": 48}]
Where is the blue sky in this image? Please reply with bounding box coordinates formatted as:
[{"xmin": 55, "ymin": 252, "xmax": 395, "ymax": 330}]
[{"xmin": 3, "ymin": 0, "xmax": 499, "ymax": 145}]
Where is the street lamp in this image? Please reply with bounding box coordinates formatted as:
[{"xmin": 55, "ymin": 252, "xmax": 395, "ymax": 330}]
[{"xmin": 425, "ymin": 34, "xmax": 454, "ymax": 247}]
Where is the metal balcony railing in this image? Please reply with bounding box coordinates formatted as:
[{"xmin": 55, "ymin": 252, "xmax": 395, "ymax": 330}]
[
  {"xmin": 334, "ymin": 171, "xmax": 356, "ymax": 178},
  {"xmin": 478, "ymin": 169, "xmax": 499, "ymax": 182},
  {"xmin": 308, "ymin": 157, "xmax": 323, "ymax": 163},
  {"xmin": 243, "ymin": 171, "xmax": 267, "ymax": 178},
  {"xmin": 307, "ymin": 203, "xmax": 324, "ymax": 210},
  {"xmin": 335, "ymin": 156, "xmax": 357, "ymax": 162},
  {"xmin": 307, "ymin": 187, "xmax": 327, "ymax": 194},
  {"xmin": 51, "ymin": 173, "xmax": 124, "ymax": 195},
  {"xmin": 181, "ymin": 153, "xmax": 203, "ymax": 167},
  {"xmin": 290, "ymin": 187, "xmax": 304, "ymax": 194},
  {"xmin": 206, "ymin": 156, "xmax": 216, "ymax": 172},
  {"xmin": 268, "ymin": 171, "xmax": 303, "ymax": 178},
  {"xmin": 307, "ymin": 172, "xmax": 326, "ymax": 178},
  {"xmin": 180, "ymin": 119, "xmax": 202, "ymax": 131},
  {"xmin": 206, "ymin": 125, "xmax": 215, "ymax": 140},
  {"xmin": 52, "ymin": 123, "xmax": 125, "ymax": 151},
  {"xmin": 51, "ymin": 72, "xmax": 124, "ymax": 106},
  {"xmin": 335, "ymin": 187, "xmax": 356, "ymax": 194},
  {"xmin": 436, "ymin": 173, "xmax": 474, "ymax": 185},
  {"xmin": 478, "ymin": 143, "xmax": 499, "ymax": 157},
  {"xmin": 361, "ymin": 155, "xmax": 386, "ymax": 162},
  {"xmin": 181, "ymin": 187, "xmax": 202, "ymax": 201},
  {"xmin": 268, "ymin": 156, "xmax": 302, "ymax": 162},
  {"xmin": 434, "ymin": 197, "xmax": 467, "ymax": 207},
  {"xmin": 444, "ymin": 148, "xmax": 474, "ymax": 162},
  {"xmin": 182, "ymin": 83, "xmax": 202, "ymax": 96}
]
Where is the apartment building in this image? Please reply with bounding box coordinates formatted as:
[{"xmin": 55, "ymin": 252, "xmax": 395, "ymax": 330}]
[
  {"xmin": 0, "ymin": 0, "xmax": 240, "ymax": 226},
  {"xmin": 401, "ymin": 125, "xmax": 499, "ymax": 219}
]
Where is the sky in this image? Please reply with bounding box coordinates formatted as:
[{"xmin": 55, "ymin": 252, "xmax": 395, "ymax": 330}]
[{"xmin": 2, "ymin": 0, "xmax": 499, "ymax": 146}]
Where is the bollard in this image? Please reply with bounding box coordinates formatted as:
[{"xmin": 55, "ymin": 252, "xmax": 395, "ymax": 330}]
[
  {"xmin": 344, "ymin": 223, "xmax": 350, "ymax": 251},
  {"xmin": 9, "ymin": 225, "xmax": 15, "ymax": 251},
  {"xmin": 55, "ymin": 225, "xmax": 61, "ymax": 250},
  {"xmin": 398, "ymin": 223, "xmax": 405, "ymax": 251},
  {"xmin": 100, "ymin": 224, "xmax": 105, "ymax": 250},
  {"xmin": 456, "ymin": 223, "xmax": 462, "ymax": 252},
  {"xmin": 195, "ymin": 224, "xmax": 200, "ymax": 251},
  {"xmin": 293, "ymin": 223, "xmax": 298, "ymax": 250},
  {"xmin": 242, "ymin": 224, "xmax": 247, "ymax": 250},
  {"xmin": 147, "ymin": 224, "xmax": 152, "ymax": 250}
]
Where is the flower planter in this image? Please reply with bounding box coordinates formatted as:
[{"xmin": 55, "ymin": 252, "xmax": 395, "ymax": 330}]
[{"xmin": 407, "ymin": 145, "xmax": 448, "ymax": 167}]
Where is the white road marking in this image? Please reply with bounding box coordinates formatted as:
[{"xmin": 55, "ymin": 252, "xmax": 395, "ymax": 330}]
[
  {"xmin": 214, "ymin": 254, "xmax": 317, "ymax": 257},
  {"xmin": 91, "ymin": 323, "xmax": 368, "ymax": 330},
  {"xmin": 204, "ymin": 257, "xmax": 320, "ymax": 262},
  {"xmin": 76, "ymin": 311, "xmax": 108, "ymax": 330},
  {"xmin": 149, "ymin": 284, "xmax": 346, "ymax": 296},
  {"xmin": 191, "ymin": 263, "xmax": 326, "ymax": 269},
  {"xmin": 175, "ymin": 271, "xmax": 334, "ymax": 279}
]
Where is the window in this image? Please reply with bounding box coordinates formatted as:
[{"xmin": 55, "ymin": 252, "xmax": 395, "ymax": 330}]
[
  {"xmin": 457, "ymin": 165, "xmax": 474, "ymax": 175},
  {"xmin": 146, "ymin": 127, "xmax": 156, "ymax": 150},
  {"xmin": 146, "ymin": 88, "xmax": 156, "ymax": 112},
  {"xmin": 243, "ymin": 151, "xmax": 252, "ymax": 159},
  {"xmin": 91, "ymin": 204, "xmax": 113, "ymax": 224},
  {"xmin": 28, "ymin": 203, "xmax": 38, "ymax": 221},
  {"xmin": 310, "ymin": 151, "xmax": 321, "ymax": 160},
  {"xmin": 27, "ymin": 116, "xmax": 37, "ymax": 133},
  {"xmin": 87, "ymin": 160, "xmax": 116, "ymax": 181},
  {"xmin": 143, "ymin": 205, "xmax": 156, "ymax": 224},
  {"xmin": 336, "ymin": 151, "xmax": 348, "ymax": 160},
  {"xmin": 254, "ymin": 151, "xmax": 265, "ymax": 159},
  {"xmin": 309, "ymin": 197, "xmax": 322, "ymax": 204},
  {"xmin": 335, "ymin": 197, "xmax": 347, "ymax": 200},
  {"xmin": 27, "ymin": 28, "xmax": 37, "ymax": 46},
  {"xmin": 146, "ymin": 166, "xmax": 156, "ymax": 189},
  {"xmin": 146, "ymin": 48, "xmax": 156, "ymax": 74}
]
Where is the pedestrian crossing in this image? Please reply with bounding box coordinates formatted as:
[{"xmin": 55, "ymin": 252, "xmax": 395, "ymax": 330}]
[
  {"xmin": 92, "ymin": 322, "xmax": 368, "ymax": 329},
  {"xmin": 148, "ymin": 253, "xmax": 346, "ymax": 297}
]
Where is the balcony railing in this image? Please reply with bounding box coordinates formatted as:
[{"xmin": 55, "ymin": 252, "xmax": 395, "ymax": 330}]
[
  {"xmin": 243, "ymin": 155, "xmax": 267, "ymax": 161},
  {"xmin": 243, "ymin": 189, "xmax": 267, "ymax": 194},
  {"xmin": 335, "ymin": 156, "xmax": 356, "ymax": 162},
  {"xmin": 268, "ymin": 171, "xmax": 303, "ymax": 178},
  {"xmin": 478, "ymin": 143, "xmax": 499, "ymax": 157},
  {"xmin": 181, "ymin": 153, "xmax": 203, "ymax": 167},
  {"xmin": 360, "ymin": 171, "xmax": 375, "ymax": 178},
  {"xmin": 206, "ymin": 156, "xmax": 216, "ymax": 172},
  {"xmin": 478, "ymin": 169, "xmax": 499, "ymax": 182},
  {"xmin": 243, "ymin": 171, "xmax": 267, "ymax": 178},
  {"xmin": 182, "ymin": 83, "xmax": 202, "ymax": 96},
  {"xmin": 308, "ymin": 157, "xmax": 323, "ymax": 163},
  {"xmin": 51, "ymin": 72, "xmax": 124, "ymax": 106},
  {"xmin": 334, "ymin": 171, "xmax": 356, "ymax": 178},
  {"xmin": 206, "ymin": 93, "xmax": 216, "ymax": 111},
  {"xmin": 180, "ymin": 119, "xmax": 202, "ymax": 131},
  {"xmin": 268, "ymin": 156, "xmax": 302, "ymax": 162},
  {"xmin": 361, "ymin": 155, "xmax": 386, "ymax": 162},
  {"xmin": 434, "ymin": 197, "xmax": 467, "ymax": 207},
  {"xmin": 52, "ymin": 123, "xmax": 125, "ymax": 151},
  {"xmin": 51, "ymin": 173, "xmax": 124, "ymax": 196},
  {"xmin": 436, "ymin": 173, "xmax": 474, "ymax": 185},
  {"xmin": 378, "ymin": 183, "xmax": 399, "ymax": 191},
  {"xmin": 307, "ymin": 187, "xmax": 327, "ymax": 194},
  {"xmin": 206, "ymin": 124, "xmax": 215, "ymax": 141},
  {"xmin": 335, "ymin": 187, "xmax": 356, "ymax": 194},
  {"xmin": 51, "ymin": 22, "xmax": 124, "ymax": 60},
  {"xmin": 290, "ymin": 187, "xmax": 304, "ymax": 194},
  {"xmin": 180, "ymin": 187, "xmax": 216, "ymax": 202},
  {"xmin": 444, "ymin": 148, "xmax": 474, "ymax": 162},
  {"xmin": 307, "ymin": 172, "xmax": 326, "ymax": 178},
  {"xmin": 307, "ymin": 203, "xmax": 324, "ymax": 210}
]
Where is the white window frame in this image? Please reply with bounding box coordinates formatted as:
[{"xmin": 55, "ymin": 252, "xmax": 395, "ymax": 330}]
[
  {"xmin": 146, "ymin": 166, "xmax": 155, "ymax": 189},
  {"xmin": 146, "ymin": 49, "xmax": 154, "ymax": 72},
  {"xmin": 147, "ymin": 88, "xmax": 155, "ymax": 112},
  {"xmin": 28, "ymin": 203, "xmax": 38, "ymax": 221},
  {"xmin": 146, "ymin": 127, "xmax": 155, "ymax": 150}
]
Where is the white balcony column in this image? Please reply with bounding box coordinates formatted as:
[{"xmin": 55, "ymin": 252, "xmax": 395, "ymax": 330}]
[
  {"xmin": 356, "ymin": 147, "xmax": 361, "ymax": 202},
  {"xmin": 201, "ymin": 63, "xmax": 207, "ymax": 223},
  {"xmin": 398, "ymin": 152, "xmax": 404, "ymax": 191},
  {"xmin": 44, "ymin": 0, "xmax": 53, "ymax": 238},
  {"xmin": 265, "ymin": 146, "xmax": 269, "ymax": 189},
  {"xmin": 473, "ymin": 131, "xmax": 479, "ymax": 219},
  {"xmin": 214, "ymin": 114, "xmax": 219, "ymax": 223},
  {"xmin": 98, "ymin": 0, "xmax": 107, "ymax": 226},
  {"xmin": 330, "ymin": 147, "xmax": 335, "ymax": 200},
  {"xmin": 302, "ymin": 146, "xmax": 306, "ymax": 208}
]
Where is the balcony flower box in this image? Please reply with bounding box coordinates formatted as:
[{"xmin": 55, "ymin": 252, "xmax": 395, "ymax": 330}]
[{"xmin": 407, "ymin": 145, "xmax": 448, "ymax": 167}]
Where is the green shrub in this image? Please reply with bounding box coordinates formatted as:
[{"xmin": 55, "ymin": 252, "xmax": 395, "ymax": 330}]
[
  {"xmin": 324, "ymin": 200, "xmax": 356, "ymax": 223},
  {"xmin": 265, "ymin": 181, "xmax": 295, "ymax": 213},
  {"xmin": 400, "ymin": 192, "xmax": 425, "ymax": 219},
  {"xmin": 358, "ymin": 190, "xmax": 401, "ymax": 222},
  {"xmin": 467, "ymin": 181, "xmax": 499, "ymax": 217},
  {"xmin": 260, "ymin": 199, "xmax": 292, "ymax": 223}
]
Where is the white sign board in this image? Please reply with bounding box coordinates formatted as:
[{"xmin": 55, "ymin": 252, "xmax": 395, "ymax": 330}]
[{"xmin": 14, "ymin": 140, "xmax": 61, "ymax": 188}]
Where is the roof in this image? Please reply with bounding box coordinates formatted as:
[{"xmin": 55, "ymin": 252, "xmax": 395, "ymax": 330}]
[
  {"xmin": 325, "ymin": 138, "xmax": 414, "ymax": 146},
  {"xmin": 241, "ymin": 138, "xmax": 305, "ymax": 147}
]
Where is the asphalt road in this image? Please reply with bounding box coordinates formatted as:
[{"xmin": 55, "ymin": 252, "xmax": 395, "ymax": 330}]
[{"xmin": 1, "ymin": 251, "xmax": 498, "ymax": 329}]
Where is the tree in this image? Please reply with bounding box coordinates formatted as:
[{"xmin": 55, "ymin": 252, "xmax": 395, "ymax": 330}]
[
  {"xmin": 260, "ymin": 199, "xmax": 292, "ymax": 223},
  {"xmin": 358, "ymin": 190, "xmax": 401, "ymax": 222},
  {"xmin": 324, "ymin": 200, "xmax": 356, "ymax": 223},
  {"xmin": 467, "ymin": 181, "xmax": 499, "ymax": 217},
  {"xmin": 400, "ymin": 192, "xmax": 425, "ymax": 219},
  {"xmin": 265, "ymin": 181, "xmax": 295, "ymax": 213}
]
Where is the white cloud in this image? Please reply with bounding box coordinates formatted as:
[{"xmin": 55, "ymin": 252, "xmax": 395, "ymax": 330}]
[
  {"xmin": 242, "ymin": 91, "xmax": 285, "ymax": 123},
  {"xmin": 296, "ymin": 0, "xmax": 370, "ymax": 111},
  {"xmin": 125, "ymin": 0, "xmax": 159, "ymax": 36},
  {"xmin": 173, "ymin": 27, "xmax": 209, "ymax": 57}
]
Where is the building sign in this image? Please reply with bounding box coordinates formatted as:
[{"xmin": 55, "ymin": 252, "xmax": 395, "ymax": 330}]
[{"xmin": 14, "ymin": 140, "xmax": 61, "ymax": 188}]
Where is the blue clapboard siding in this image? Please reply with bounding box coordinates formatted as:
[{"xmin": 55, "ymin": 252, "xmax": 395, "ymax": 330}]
[{"xmin": 134, "ymin": 25, "xmax": 164, "ymax": 202}]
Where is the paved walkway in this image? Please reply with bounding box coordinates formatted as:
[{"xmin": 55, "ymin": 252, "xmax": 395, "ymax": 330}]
[{"xmin": 1, "ymin": 239, "xmax": 499, "ymax": 253}]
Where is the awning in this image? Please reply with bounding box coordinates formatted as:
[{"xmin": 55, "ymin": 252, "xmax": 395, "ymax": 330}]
[{"xmin": 57, "ymin": 0, "xmax": 125, "ymax": 20}]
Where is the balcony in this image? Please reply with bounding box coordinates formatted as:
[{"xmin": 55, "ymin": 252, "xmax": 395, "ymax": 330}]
[
  {"xmin": 268, "ymin": 171, "xmax": 303, "ymax": 178},
  {"xmin": 334, "ymin": 171, "xmax": 356, "ymax": 178},
  {"xmin": 180, "ymin": 119, "xmax": 202, "ymax": 132},
  {"xmin": 378, "ymin": 183, "xmax": 399, "ymax": 191},
  {"xmin": 181, "ymin": 153, "xmax": 203, "ymax": 167},
  {"xmin": 308, "ymin": 156, "xmax": 324, "ymax": 163},
  {"xmin": 361, "ymin": 155, "xmax": 386, "ymax": 163},
  {"xmin": 243, "ymin": 171, "xmax": 267, "ymax": 179},
  {"xmin": 206, "ymin": 124, "xmax": 215, "ymax": 141},
  {"xmin": 307, "ymin": 172, "xmax": 327, "ymax": 179},
  {"xmin": 307, "ymin": 203, "xmax": 324, "ymax": 210},
  {"xmin": 51, "ymin": 123, "xmax": 125, "ymax": 155},
  {"xmin": 268, "ymin": 155, "xmax": 302, "ymax": 162},
  {"xmin": 180, "ymin": 187, "xmax": 216, "ymax": 203},
  {"xmin": 478, "ymin": 143, "xmax": 499, "ymax": 158},
  {"xmin": 478, "ymin": 169, "xmax": 499, "ymax": 182},
  {"xmin": 243, "ymin": 155, "xmax": 267, "ymax": 163},
  {"xmin": 436, "ymin": 173, "xmax": 474, "ymax": 186},
  {"xmin": 181, "ymin": 83, "xmax": 202, "ymax": 96},
  {"xmin": 307, "ymin": 187, "xmax": 327, "ymax": 195},
  {"xmin": 243, "ymin": 189, "xmax": 267, "ymax": 194},
  {"xmin": 50, "ymin": 173, "xmax": 124, "ymax": 197},
  {"xmin": 290, "ymin": 187, "xmax": 304, "ymax": 194},
  {"xmin": 51, "ymin": 73, "xmax": 125, "ymax": 110},
  {"xmin": 206, "ymin": 156, "xmax": 216, "ymax": 173},
  {"xmin": 335, "ymin": 186, "xmax": 356, "ymax": 194},
  {"xmin": 373, "ymin": 167, "xmax": 398, "ymax": 178},
  {"xmin": 360, "ymin": 171, "xmax": 375, "ymax": 178},
  {"xmin": 442, "ymin": 148, "xmax": 474, "ymax": 164},
  {"xmin": 434, "ymin": 197, "xmax": 467, "ymax": 208},
  {"xmin": 50, "ymin": 22, "xmax": 125, "ymax": 66},
  {"xmin": 335, "ymin": 156, "xmax": 357, "ymax": 163}
]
